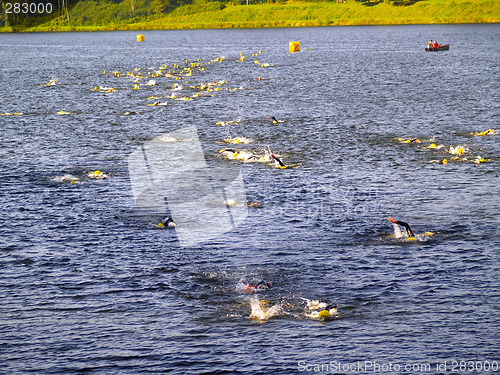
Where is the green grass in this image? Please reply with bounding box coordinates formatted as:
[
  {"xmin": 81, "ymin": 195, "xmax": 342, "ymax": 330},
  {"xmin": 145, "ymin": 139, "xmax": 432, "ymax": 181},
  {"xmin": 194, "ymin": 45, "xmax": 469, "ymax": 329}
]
[{"xmin": 1, "ymin": 0, "xmax": 498, "ymax": 32}]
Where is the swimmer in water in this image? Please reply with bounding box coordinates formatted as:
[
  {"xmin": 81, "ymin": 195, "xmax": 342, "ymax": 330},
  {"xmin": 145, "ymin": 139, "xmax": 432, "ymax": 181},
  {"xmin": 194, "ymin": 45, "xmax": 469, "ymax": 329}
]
[
  {"xmin": 219, "ymin": 148, "xmax": 237, "ymax": 154},
  {"xmin": 270, "ymin": 154, "xmax": 286, "ymax": 168},
  {"xmin": 388, "ymin": 217, "xmax": 415, "ymax": 238},
  {"xmin": 237, "ymin": 280, "xmax": 271, "ymax": 293},
  {"xmin": 252, "ymin": 281, "xmax": 271, "ymax": 289},
  {"xmin": 303, "ymin": 299, "xmax": 338, "ymax": 320},
  {"xmin": 245, "ymin": 154, "xmax": 260, "ymax": 162},
  {"xmin": 268, "ymin": 116, "xmax": 278, "ymax": 124},
  {"xmin": 405, "ymin": 138, "xmax": 421, "ymax": 143},
  {"xmin": 159, "ymin": 217, "xmax": 176, "ymax": 227},
  {"xmin": 318, "ymin": 304, "xmax": 338, "ymax": 319}
]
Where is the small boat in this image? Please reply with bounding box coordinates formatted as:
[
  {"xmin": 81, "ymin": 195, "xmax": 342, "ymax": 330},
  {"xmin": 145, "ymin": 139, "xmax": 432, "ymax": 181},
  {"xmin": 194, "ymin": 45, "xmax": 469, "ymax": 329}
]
[{"xmin": 425, "ymin": 44, "xmax": 450, "ymax": 52}]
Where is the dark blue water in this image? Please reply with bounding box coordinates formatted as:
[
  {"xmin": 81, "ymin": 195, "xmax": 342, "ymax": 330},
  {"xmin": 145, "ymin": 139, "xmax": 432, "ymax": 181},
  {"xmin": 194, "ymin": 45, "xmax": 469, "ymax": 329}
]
[{"xmin": 1, "ymin": 24, "xmax": 499, "ymax": 374}]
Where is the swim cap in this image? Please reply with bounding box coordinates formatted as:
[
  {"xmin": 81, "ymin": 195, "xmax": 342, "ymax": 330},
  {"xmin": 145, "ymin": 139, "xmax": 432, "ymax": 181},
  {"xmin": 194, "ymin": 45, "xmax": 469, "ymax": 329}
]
[{"xmin": 318, "ymin": 310, "xmax": 330, "ymax": 319}]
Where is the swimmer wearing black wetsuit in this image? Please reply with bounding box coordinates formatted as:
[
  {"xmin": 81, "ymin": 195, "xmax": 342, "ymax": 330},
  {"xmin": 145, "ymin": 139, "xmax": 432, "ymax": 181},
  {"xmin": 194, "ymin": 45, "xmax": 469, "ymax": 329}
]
[
  {"xmin": 388, "ymin": 217, "xmax": 414, "ymax": 237},
  {"xmin": 246, "ymin": 155, "xmax": 260, "ymax": 162},
  {"xmin": 220, "ymin": 148, "xmax": 237, "ymax": 154},
  {"xmin": 270, "ymin": 154, "xmax": 286, "ymax": 167},
  {"xmin": 161, "ymin": 217, "xmax": 176, "ymax": 227}
]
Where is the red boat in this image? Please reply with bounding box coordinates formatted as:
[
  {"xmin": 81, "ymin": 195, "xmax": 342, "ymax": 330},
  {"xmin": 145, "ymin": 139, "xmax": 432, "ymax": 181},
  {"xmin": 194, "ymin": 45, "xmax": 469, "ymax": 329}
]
[{"xmin": 425, "ymin": 44, "xmax": 450, "ymax": 52}]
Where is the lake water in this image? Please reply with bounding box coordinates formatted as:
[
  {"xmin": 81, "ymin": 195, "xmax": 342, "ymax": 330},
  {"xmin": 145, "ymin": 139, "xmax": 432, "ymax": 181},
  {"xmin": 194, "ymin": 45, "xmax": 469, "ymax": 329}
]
[{"xmin": 0, "ymin": 24, "xmax": 499, "ymax": 374}]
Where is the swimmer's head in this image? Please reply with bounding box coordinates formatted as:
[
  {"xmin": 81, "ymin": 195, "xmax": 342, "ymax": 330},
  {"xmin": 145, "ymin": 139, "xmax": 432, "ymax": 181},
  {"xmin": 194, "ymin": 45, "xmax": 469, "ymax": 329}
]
[{"xmin": 326, "ymin": 304, "xmax": 337, "ymax": 312}]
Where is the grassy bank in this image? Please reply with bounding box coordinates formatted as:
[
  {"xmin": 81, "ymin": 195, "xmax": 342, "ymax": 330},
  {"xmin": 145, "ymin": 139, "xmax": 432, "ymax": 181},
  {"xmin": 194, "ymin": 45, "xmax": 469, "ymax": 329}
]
[
  {"xmin": 1, "ymin": 0, "xmax": 498, "ymax": 32},
  {"xmin": 146, "ymin": 0, "xmax": 500, "ymax": 29}
]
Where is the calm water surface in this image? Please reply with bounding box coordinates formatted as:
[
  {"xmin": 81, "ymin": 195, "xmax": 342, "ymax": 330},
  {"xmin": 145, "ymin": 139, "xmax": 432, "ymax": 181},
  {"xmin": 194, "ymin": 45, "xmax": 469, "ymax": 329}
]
[{"xmin": 0, "ymin": 25, "xmax": 499, "ymax": 374}]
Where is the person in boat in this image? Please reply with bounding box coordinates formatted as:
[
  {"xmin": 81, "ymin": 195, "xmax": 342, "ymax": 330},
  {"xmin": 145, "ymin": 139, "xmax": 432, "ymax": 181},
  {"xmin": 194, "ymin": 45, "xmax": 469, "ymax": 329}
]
[
  {"xmin": 433, "ymin": 41, "xmax": 439, "ymax": 49},
  {"xmin": 388, "ymin": 217, "xmax": 415, "ymax": 238},
  {"xmin": 427, "ymin": 40, "xmax": 433, "ymax": 49}
]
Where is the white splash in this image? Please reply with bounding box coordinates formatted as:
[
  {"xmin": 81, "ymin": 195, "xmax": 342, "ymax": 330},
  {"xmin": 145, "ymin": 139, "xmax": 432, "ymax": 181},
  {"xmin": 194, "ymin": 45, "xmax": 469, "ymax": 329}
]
[
  {"xmin": 50, "ymin": 174, "xmax": 80, "ymax": 183},
  {"xmin": 249, "ymin": 297, "xmax": 281, "ymax": 320},
  {"xmin": 392, "ymin": 223, "xmax": 406, "ymax": 239},
  {"xmin": 302, "ymin": 298, "xmax": 327, "ymax": 310}
]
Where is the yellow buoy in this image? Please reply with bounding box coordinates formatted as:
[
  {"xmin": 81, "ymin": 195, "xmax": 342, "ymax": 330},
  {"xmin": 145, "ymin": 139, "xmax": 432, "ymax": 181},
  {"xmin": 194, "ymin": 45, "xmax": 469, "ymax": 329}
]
[
  {"xmin": 137, "ymin": 34, "xmax": 145, "ymax": 42},
  {"xmin": 289, "ymin": 41, "xmax": 300, "ymax": 53}
]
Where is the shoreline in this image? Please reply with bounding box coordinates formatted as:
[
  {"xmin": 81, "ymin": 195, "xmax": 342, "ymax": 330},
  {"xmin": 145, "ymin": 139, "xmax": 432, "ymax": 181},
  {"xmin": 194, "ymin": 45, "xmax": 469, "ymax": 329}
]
[{"xmin": 1, "ymin": 0, "xmax": 498, "ymax": 33}]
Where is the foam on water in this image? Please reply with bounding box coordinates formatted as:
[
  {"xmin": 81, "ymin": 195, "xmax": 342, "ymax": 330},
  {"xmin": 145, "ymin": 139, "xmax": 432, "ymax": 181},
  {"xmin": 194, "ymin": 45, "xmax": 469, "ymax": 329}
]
[
  {"xmin": 391, "ymin": 223, "xmax": 407, "ymax": 239},
  {"xmin": 249, "ymin": 297, "xmax": 281, "ymax": 321}
]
